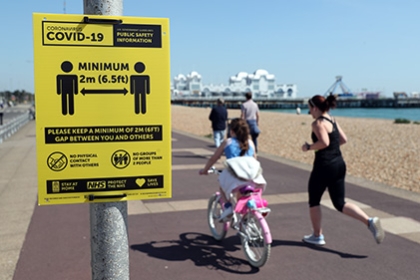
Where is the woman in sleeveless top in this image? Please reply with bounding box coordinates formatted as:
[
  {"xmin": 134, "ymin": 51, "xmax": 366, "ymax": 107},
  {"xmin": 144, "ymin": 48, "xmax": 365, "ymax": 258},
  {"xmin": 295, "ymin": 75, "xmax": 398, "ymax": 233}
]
[{"xmin": 301, "ymin": 94, "xmax": 384, "ymax": 246}]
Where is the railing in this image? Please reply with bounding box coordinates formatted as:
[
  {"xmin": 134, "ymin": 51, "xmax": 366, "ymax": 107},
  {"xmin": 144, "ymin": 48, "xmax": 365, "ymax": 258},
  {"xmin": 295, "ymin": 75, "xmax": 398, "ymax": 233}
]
[{"xmin": 0, "ymin": 112, "xmax": 31, "ymax": 143}]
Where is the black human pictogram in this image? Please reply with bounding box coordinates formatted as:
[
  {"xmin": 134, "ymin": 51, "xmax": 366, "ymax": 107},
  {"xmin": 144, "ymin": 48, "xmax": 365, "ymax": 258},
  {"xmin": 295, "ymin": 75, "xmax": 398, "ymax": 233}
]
[
  {"xmin": 114, "ymin": 153, "xmax": 129, "ymax": 165},
  {"xmin": 130, "ymin": 62, "xmax": 150, "ymax": 114},
  {"xmin": 57, "ymin": 61, "xmax": 78, "ymax": 115}
]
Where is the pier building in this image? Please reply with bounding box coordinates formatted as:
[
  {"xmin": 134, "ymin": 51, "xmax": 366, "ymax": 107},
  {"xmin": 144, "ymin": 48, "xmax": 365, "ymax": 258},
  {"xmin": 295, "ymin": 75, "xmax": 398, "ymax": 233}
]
[{"xmin": 171, "ymin": 69, "xmax": 298, "ymax": 98}]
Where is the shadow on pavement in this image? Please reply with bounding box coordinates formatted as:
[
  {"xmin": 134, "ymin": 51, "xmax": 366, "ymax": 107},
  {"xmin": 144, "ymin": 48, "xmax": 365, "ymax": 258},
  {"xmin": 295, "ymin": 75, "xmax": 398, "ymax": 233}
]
[
  {"xmin": 271, "ymin": 239, "xmax": 368, "ymax": 259},
  {"xmin": 131, "ymin": 232, "xmax": 260, "ymax": 274}
]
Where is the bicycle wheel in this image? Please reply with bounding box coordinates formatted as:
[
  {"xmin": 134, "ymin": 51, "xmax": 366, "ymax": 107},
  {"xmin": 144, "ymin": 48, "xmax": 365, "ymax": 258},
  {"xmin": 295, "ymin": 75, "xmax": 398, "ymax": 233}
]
[
  {"xmin": 240, "ymin": 211, "xmax": 271, "ymax": 268},
  {"xmin": 207, "ymin": 193, "xmax": 228, "ymax": 241}
]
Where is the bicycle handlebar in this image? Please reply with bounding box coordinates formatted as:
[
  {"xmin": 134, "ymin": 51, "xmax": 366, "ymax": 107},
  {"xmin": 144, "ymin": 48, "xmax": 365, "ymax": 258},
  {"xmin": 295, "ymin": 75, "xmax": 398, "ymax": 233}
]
[{"xmin": 207, "ymin": 166, "xmax": 222, "ymax": 174}]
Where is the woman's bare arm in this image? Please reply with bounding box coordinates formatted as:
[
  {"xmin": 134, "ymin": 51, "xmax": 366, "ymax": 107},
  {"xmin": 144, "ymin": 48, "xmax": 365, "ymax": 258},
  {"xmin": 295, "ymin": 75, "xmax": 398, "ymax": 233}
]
[
  {"xmin": 336, "ymin": 122, "xmax": 348, "ymax": 145},
  {"xmin": 311, "ymin": 119, "xmax": 330, "ymax": 150}
]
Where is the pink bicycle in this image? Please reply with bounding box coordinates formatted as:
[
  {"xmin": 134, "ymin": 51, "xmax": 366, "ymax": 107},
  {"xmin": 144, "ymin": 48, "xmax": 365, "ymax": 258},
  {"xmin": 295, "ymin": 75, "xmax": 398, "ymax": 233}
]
[{"xmin": 207, "ymin": 168, "xmax": 272, "ymax": 268}]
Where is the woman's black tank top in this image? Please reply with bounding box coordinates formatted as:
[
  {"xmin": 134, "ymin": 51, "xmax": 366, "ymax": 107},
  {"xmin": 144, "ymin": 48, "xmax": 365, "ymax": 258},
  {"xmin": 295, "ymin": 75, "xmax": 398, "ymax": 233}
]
[{"xmin": 311, "ymin": 116, "xmax": 342, "ymax": 165}]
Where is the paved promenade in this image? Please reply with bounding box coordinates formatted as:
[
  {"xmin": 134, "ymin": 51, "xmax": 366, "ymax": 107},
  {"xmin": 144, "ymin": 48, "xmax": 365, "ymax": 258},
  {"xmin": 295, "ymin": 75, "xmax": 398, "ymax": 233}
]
[{"xmin": 1, "ymin": 121, "xmax": 420, "ymax": 279}]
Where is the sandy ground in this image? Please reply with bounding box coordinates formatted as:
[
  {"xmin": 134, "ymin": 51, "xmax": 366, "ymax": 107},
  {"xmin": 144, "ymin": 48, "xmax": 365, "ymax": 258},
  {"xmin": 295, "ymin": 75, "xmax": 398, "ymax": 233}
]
[{"xmin": 171, "ymin": 105, "xmax": 420, "ymax": 193}]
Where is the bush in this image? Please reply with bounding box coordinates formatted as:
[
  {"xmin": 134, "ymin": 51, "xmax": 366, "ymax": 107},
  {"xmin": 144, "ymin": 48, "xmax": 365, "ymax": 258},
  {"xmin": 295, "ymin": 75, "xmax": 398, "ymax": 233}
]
[
  {"xmin": 394, "ymin": 118, "xmax": 411, "ymax": 124},
  {"xmin": 413, "ymin": 121, "xmax": 420, "ymax": 125}
]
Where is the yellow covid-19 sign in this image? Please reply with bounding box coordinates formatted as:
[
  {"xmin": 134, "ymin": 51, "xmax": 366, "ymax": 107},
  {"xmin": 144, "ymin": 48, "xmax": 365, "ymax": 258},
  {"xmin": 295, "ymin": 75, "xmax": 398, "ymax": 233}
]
[{"xmin": 33, "ymin": 13, "xmax": 171, "ymax": 205}]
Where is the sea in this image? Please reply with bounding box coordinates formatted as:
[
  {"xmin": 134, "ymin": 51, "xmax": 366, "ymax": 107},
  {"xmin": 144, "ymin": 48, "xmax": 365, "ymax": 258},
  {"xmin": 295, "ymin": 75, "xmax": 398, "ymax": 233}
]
[{"xmin": 268, "ymin": 108, "xmax": 420, "ymax": 122}]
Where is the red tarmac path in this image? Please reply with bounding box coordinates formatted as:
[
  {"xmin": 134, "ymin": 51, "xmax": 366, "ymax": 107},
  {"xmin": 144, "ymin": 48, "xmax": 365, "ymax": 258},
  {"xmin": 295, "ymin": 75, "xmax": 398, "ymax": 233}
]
[{"xmin": 2, "ymin": 122, "xmax": 420, "ymax": 279}]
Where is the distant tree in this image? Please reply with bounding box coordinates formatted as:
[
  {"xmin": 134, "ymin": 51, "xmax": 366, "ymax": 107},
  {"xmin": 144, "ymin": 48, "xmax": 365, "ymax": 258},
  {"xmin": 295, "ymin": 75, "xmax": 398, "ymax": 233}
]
[{"xmin": 0, "ymin": 90, "xmax": 34, "ymax": 104}]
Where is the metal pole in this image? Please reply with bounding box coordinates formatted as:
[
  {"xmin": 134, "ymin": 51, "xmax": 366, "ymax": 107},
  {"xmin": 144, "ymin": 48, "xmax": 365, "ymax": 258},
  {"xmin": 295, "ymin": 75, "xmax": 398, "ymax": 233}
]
[
  {"xmin": 84, "ymin": 0, "xmax": 123, "ymax": 16},
  {"xmin": 83, "ymin": 1, "xmax": 129, "ymax": 280}
]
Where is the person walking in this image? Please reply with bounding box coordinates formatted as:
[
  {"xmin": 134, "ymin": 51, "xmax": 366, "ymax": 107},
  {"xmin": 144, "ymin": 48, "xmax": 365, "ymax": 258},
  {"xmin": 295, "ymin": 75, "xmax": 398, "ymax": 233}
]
[
  {"xmin": 301, "ymin": 94, "xmax": 385, "ymax": 246},
  {"xmin": 209, "ymin": 98, "xmax": 228, "ymax": 148},
  {"xmin": 240, "ymin": 92, "xmax": 260, "ymax": 152}
]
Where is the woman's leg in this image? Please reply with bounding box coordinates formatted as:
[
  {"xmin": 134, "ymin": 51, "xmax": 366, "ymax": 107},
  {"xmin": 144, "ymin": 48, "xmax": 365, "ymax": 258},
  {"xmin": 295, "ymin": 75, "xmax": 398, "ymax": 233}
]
[
  {"xmin": 308, "ymin": 169, "xmax": 327, "ymax": 236},
  {"xmin": 310, "ymin": 206, "xmax": 322, "ymax": 236},
  {"xmin": 342, "ymin": 203, "xmax": 369, "ymax": 226},
  {"xmin": 328, "ymin": 159, "xmax": 369, "ymax": 226}
]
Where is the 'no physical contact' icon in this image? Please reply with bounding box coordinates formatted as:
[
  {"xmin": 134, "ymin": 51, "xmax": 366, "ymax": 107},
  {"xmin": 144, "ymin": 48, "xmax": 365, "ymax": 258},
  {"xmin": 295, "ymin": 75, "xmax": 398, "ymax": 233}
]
[{"xmin": 47, "ymin": 152, "xmax": 68, "ymax": 171}]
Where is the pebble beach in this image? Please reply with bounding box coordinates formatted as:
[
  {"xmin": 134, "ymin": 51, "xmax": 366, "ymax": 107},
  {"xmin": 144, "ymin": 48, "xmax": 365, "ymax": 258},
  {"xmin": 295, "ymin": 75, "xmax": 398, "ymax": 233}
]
[{"xmin": 171, "ymin": 105, "xmax": 420, "ymax": 193}]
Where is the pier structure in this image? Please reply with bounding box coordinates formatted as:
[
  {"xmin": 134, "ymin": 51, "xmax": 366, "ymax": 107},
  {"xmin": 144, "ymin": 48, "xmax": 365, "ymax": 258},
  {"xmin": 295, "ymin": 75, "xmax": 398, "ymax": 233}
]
[
  {"xmin": 171, "ymin": 73, "xmax": 420, "ymax": 109},
  {"xmin": 171, "ymin": 96, "xmax": 420, "ymax": 109}
]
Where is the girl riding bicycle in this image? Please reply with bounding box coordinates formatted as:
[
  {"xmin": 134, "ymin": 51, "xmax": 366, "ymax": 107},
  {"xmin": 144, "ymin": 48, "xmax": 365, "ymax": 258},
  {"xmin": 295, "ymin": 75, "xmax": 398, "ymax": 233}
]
[{"xmin": 199, "ymin": 118, "xmax": 267, "ymax": 220}]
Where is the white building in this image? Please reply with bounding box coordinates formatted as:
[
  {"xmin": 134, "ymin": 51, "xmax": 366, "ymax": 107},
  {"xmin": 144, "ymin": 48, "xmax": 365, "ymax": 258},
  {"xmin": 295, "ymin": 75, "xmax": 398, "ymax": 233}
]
[
  {"xmin": 172, "ymin": 69, "xmax": 297, "ymax": 98},
  {"xmin": 410, "ymin": 92, "xmax": 420, "ymax": 98},
  {"xmin": 172, "ymin": 71, "xmax": 202, "ymax": 96}
]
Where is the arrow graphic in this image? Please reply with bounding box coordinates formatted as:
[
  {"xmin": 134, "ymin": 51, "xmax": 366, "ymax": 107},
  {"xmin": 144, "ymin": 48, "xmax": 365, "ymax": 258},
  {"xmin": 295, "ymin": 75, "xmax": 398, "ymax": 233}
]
[{"xmin": 81, "ymin": 88, "xmax": 128, "ymax": 95}]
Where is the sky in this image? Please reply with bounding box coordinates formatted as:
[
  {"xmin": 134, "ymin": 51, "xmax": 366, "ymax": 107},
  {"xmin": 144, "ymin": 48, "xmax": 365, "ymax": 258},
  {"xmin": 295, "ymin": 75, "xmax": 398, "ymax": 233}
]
[{"xmin": 1, "ymin": 0, "xmax": 420, "ymax": 98}]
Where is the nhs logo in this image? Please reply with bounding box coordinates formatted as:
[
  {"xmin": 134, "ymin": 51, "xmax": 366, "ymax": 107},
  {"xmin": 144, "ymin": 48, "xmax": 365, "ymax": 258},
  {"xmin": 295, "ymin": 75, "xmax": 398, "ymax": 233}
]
[{"xmin": 87, "ymin": 181, "xmax": 106, "ymax": 189}]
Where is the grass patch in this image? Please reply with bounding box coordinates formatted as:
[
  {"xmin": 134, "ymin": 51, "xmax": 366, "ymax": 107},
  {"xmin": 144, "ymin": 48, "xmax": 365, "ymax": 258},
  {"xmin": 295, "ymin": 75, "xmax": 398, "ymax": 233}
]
[
  {"xmin": 394, "ymin": 118, "xmax": 411, "ymax": 124},
  {"xmin": 204, "ymin": 133, "xmax": 213, "ymax": 138}
]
